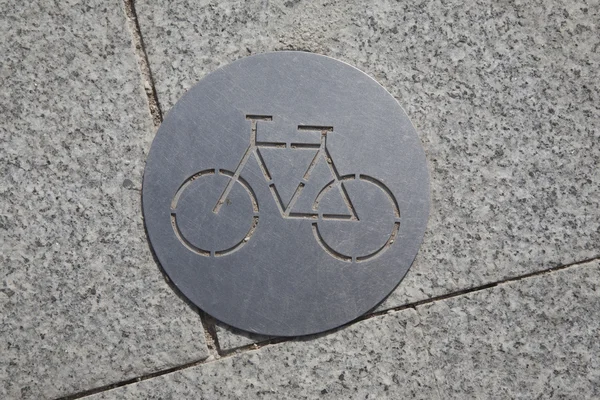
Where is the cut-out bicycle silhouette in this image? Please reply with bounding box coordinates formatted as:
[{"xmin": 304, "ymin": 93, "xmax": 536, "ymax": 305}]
[{"xmin": 170, "ymin": 115, "xmax": 400, "ymax": 262}]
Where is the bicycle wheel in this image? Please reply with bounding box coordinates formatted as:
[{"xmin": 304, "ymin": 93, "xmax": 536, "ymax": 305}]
[
  {"xmin": 170, "ymin": 169, "xmax": 258, "ymax": 257},
  {"xmin": 313, "ymin": 175, "xmax": 400, "ymax": 262}
]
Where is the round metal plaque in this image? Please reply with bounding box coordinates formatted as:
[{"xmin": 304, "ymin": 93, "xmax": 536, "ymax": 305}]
[{"xmin": 143, "ymin": 52, "xmax": 429, "ymax": 336}]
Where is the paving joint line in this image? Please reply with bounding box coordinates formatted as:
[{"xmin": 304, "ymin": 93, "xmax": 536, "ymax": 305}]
[
  {"xmin": 199, "ymin": 310, "xmax": 223, "ymax": 359},
  {"xmin": 426, "ymin": 347, "xmax": 444, "ymax": 400},
  {"xmin": 359, "ymin": 255, "xmax": 600, "ymax": 326},
  {"xmin": 55, "ymin": 357, "xmax": 207, "ymax": 400},
  {"xmin": 122, "ymin": 0, "xmax": 163, "ymax": 127},
  {"xmin": 55, "ymin": 255, "xmax": 599, "ymax": 400},
  {"xmin": 220, "ymin": 255, "xmax": 600, "ymax": 357}
]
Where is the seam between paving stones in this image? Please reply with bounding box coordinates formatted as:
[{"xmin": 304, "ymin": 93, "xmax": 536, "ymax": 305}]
[
  {"xmin": 427, "ymin": 345, "xmax": 444, "ymax": 400},
  {"xmin": 412, "ymin": 312, "xmax": 443, "ymax": 400},
  {"xmin": 55, "ymin": 254, "xmax": 600, "ymax": 400},
  {"xmin": 199, "ymin": 310, "xmax": 223, "ymax": 360},
  {"xmin": 122, "ymin": 0, "xmax": 163, "ymax": 127},
  {"xmin": 121, "ymin": 0, "xmax": 222, "ymax": 359}
]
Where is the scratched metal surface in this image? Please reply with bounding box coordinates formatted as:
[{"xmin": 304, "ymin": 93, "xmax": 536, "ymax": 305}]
[{"xmin": 142, "ymin": 52, "xmax": 429, "ymax": 336}]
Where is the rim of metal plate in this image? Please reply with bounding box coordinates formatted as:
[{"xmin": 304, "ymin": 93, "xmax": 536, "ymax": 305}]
[{"xmin": 142, "ymin": 51, "xmax": 430, "ymax": 336}]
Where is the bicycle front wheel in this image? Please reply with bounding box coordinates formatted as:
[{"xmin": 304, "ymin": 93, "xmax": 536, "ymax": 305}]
[{"xmin": 170, "ymin": 169, "xmax": 258, "ymax": 257}]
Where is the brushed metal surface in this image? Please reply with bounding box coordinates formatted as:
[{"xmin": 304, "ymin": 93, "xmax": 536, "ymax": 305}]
[{"xmin": 142, "ymin": 52, "xmax": 429, "ymax": 336}]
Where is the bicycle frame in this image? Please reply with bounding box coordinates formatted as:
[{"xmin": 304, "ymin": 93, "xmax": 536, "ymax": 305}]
[{"xmin": 212, "ymin": 115, "xmax": 358, "ymax": 221}]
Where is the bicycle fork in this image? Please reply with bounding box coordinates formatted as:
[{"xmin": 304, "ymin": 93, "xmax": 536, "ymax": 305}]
[{"xmin": 212, "ymin": 115, "xmax": 271, "ymax": 214}]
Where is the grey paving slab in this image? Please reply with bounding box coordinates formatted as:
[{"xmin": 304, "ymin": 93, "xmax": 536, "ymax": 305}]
[
  {"xmin": 136, "ymin": 0, "xmax": 600, "ymax": 350},
  {"xmin": 215, "ymin": 322, "xmax": 270, "ymax": 352},
  {"xmin": 0, "ymin": 1, "xmax": 209, "ymax": 398},
  {"xmin": 89, "ymin": 308, "xmax": 439, "ymax": 400},
  {"xmin": 420, "ymin": 259, "xmax": 600, "ymax": 399},
  {"xmin": 88, "ymin": 259, "xmax": 600, "ymax": 399}
]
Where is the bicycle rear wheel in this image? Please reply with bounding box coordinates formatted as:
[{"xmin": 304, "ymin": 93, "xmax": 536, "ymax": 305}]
[{"xmin": 313, "ymin": 175, "xmax": 400, "ymax": 262}]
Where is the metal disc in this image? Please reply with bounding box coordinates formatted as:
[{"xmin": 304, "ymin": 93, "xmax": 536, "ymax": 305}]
[{"xmin": 142, "ymin": 52, "xmax": 429, "ymax": 336}]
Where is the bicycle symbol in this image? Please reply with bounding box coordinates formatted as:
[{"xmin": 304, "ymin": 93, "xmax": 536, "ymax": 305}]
[{"xmin": 170, "ymin": 114, "xmax": 401, "ymax": 263}]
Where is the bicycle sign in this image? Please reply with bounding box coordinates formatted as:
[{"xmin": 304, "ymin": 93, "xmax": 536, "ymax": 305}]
[
  {"xmin": 143, "ymin": 52, "xmax": 430, "ymax": 336},
  {"xmin": 170, "ymin": 114, "xmax": 400, "ymax": 263}
]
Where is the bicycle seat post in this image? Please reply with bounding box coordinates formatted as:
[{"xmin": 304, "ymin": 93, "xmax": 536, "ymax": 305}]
[{"xmin": 246, "ymin": 114, "xmax": 273, "ymax": 147}]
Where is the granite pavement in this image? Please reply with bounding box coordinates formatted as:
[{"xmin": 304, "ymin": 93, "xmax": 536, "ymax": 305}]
[
  {"xmin": 135, "ymin": 0, "xmax": 600, "ymax": 349},
  {"xmin": 0, "ymin": 1, "xmax": 208, "ymax": 399},
  {"xmin": 1, "ymin": 0, "xmax": 598, "ymax": 398},
  {"xmin": 89, "ymin": 260, "xmax": 600, "ymax": 399}
]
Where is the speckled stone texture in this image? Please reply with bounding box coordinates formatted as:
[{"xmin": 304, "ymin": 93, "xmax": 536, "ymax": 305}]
[
  {"xmin": 0, "ymin": 1, "xmax": 208, "ymax": 398},
  {"xmin": 135, "ymin": 0, "xmax": 600, "ymax": 350},
  {"xmin": 89, "ymin": 309, "xmax": 440, "ymax": 400},
  {"xmin": 88, "ymin": 260, "xmax": 600, "ymax": 399},
  {"xmin": 420, "ymin": 260, "xmax": 600, "ymax": 399}
]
